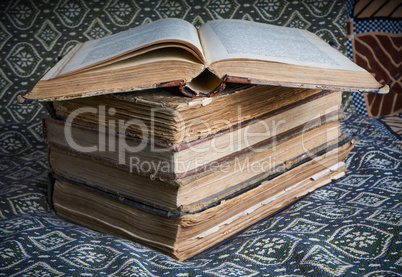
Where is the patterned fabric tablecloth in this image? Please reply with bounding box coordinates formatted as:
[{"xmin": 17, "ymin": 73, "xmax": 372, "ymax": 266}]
[
  {"xmin": 0, "ymin": 114, "xmax": 401, "ymax": 276},
  {"xmin": 1, "ymin": 1, "xmax": 401, "ymax": 276}
]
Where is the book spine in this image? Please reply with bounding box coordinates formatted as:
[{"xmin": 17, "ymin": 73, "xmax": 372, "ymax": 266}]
[
  {"xmin": 47, "ymin": 172, "xmax": 55, "ymax": 209},
  {"xmin": 179, "ymin": 79, "xmax": 226, "ymax": 98}
]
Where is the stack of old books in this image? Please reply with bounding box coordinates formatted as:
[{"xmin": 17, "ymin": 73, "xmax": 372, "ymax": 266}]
[{"xmin": 22, "ymin": 19, "xmax": 386, "ymax": 261}]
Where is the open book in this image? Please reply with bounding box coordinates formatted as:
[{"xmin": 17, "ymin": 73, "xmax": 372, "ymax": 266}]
[{"xmin": 21, "ymin": 18, "xmax": 388, "ymax": 102}]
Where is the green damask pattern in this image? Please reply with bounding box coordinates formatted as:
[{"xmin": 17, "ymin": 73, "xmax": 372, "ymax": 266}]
[{"xmin": 0, "ymin": 0, "xmax": 351, "ymax": 127}]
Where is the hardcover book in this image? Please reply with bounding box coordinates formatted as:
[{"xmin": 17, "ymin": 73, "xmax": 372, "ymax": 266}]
[
  {"xmin": 44, "ymin": 89, "xmax": 343, "ymax": 176},
  {"xmin": 20, "ymin": 18, "xmax": 387, "ymax": 103},
  {"xmin": 50, "ymin": 138, "xmax": 354, "ymax": 261},
  {"xmin": 51, "ymin": 85, "xmax": 324, "ymax": 143}
]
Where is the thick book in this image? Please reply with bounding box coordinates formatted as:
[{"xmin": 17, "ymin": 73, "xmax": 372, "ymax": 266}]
[
  {"xmin": 20, "ymin": 18, "xmax": 387, "ymax": 103},
  {"xmin": 43, "ymin": 90, "xmax": 343, "ymax": 178},
  {"xmin": 48, "ymin": 117, "xmax": 344, "ymax": 213},
  {"xmin": 50, "ymin": 138, "xmax": 355, "ymax": 261},
  {"xmin": 50, "ymin": 85, "xmax": 325, "ymax": 143}
]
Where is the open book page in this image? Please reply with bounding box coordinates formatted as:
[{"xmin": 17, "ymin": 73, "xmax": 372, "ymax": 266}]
[
  {"xmin": 199, "ymin": 20, "xmax": 365, "ymax": 71},
  {"xmin": 58, "ymin": 18, "xmax": 204, "ymax": 76}
]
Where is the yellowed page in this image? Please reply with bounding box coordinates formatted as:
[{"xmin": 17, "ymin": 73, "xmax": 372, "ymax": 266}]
[
  {"xmin": 59, "ymin": 18, "xmax": 204, "ymax": 76},
  {"xmin": 199, "ymin": 19, "xmax": 365, "ymax": 71}
]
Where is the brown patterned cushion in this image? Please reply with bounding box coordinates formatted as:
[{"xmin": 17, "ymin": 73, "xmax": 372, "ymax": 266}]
[{"xmin": 352, "ymin": 32, "xmax": 402, "ymax": 116}]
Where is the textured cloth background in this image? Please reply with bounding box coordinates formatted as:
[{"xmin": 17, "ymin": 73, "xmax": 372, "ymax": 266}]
[
  {"xmin": 347, "ymin": 0, "xmax": 402, "ymax": 116},
  {"xmin": 0, "ymin": 0, "xmax": 351, "ymax": 127},
  {"xmin": 1, "ymin": 114, "xmax": 401, "ymax": 276},
  {"xmin": 1, "ymin": 1, "xmax": 401, "ymax": 276}
]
